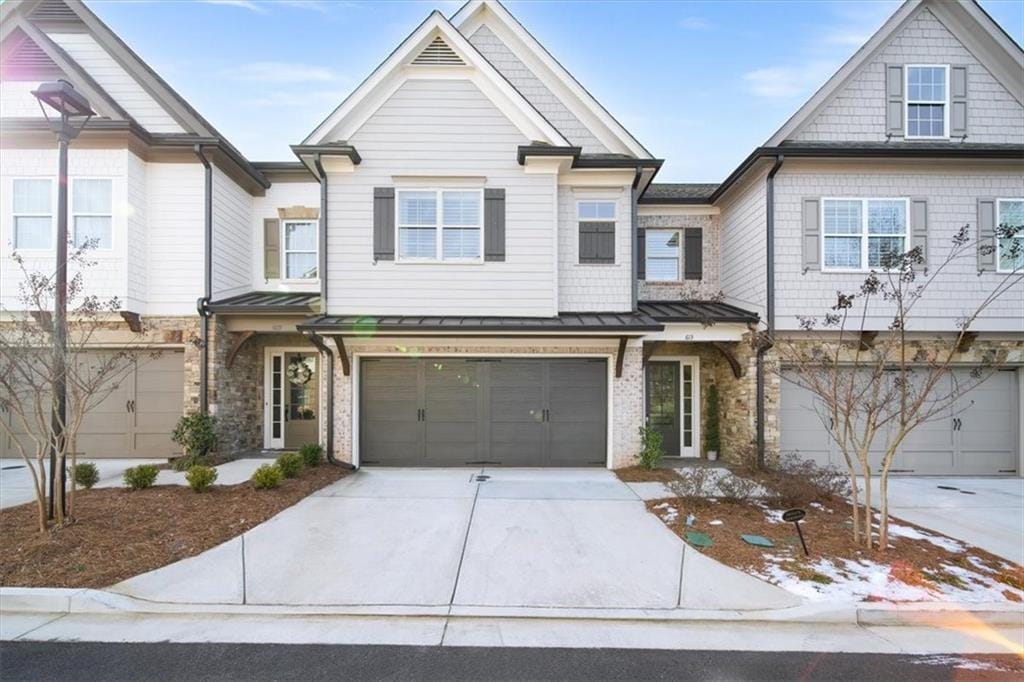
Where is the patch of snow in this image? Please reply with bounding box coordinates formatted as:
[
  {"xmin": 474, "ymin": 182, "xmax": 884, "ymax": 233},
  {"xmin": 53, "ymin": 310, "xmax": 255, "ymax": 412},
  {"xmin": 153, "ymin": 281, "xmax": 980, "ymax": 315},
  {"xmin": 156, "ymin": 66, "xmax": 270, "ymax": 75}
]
[
  {"xmin": 762, "ymin": 508, "xmax": 786, "ymax": 524},
  {"xmin": 912, "ymin": 655, "xmax": 1018, "ymax": 673},
  {"xmin": 888, "ymin": 523, "xmax": 966, "ymax": 553},
  {"xmin": 709, "ymin": 519, "xmax": 723, "ymax": 526}
]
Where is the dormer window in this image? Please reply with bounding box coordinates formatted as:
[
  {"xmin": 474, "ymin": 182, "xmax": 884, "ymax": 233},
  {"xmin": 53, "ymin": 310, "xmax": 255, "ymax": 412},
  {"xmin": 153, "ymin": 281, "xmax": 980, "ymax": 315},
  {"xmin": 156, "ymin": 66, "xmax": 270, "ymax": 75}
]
[{"xmin": 906, "ymin": 65, "xmax": 948, "ymax": 139}]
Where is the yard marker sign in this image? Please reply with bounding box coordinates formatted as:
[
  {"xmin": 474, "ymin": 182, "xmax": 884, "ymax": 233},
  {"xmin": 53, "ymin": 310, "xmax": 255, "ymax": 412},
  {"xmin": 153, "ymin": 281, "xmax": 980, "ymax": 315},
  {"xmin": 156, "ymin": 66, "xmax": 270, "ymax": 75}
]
[{"xmin": 783, "ymin": 508, "xmax": 809, "ymax": 556}]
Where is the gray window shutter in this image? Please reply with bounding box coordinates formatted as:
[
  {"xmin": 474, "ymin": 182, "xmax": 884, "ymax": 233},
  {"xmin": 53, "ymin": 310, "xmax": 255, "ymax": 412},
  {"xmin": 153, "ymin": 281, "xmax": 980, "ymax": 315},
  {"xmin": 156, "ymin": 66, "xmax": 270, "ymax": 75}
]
[
  {"xmin": 977, "ymin": 198, "xmax": 996, "ymax": 271},
  {"xmin": 951, "ymin": 66, "xmax": 968, "ymax": 137},
  {"xmin": 910, "ymin": 198, "xmax": 928, "ymax": 266},
  {"xmin": 579, "ymin": 221, "xmax": 614, "ymax": 264},
  {"xmin": 484, "ymin": 188, "xmax": 505, "ymax": 262},
  {"xmin": 263, "ymin": 218, "xmax": 280, "ymax": 279},
  {"xmin": 802, "ymin": 198, "xmax": 821, "ymax": 272},
  {"xmin": 373, "ymin": 187, "xmax": 395, "ymax": 261},
  {"xmin": 886, "ymin": 64, "xmax": 904, "ymax": 137},
  {"xmin": 636, "ymin": 227, "xmax": 646, "ymax": 279},
  {"xmin": 684, "ymin": 228, "xmax": 702, "ymax": 280}
]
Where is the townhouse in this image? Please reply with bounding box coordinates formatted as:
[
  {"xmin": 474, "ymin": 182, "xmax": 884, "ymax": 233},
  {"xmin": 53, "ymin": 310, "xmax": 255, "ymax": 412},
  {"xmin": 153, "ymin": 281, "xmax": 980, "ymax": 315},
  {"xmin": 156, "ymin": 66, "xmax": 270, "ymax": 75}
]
[{"xmin": 1, "ymin": 0, "xmax": 1021, "ymax": 475}]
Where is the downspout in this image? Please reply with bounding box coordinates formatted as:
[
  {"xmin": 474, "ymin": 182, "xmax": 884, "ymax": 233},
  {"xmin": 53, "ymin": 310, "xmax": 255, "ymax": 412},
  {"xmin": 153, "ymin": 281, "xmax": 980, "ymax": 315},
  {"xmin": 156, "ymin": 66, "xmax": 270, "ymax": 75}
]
[
  {"xmin": 756, "ymin": 154, "xmax": 784, "ymax": 469},
  {"xmin": 303, "ymin": 331, "xmax": 350, "ymax": 468},
  {"xmin": 194, "ymin": 144, "xmax": 213, "ymax": 414},
  {"xmin": 313, "ymin": 153, "xmax": 328, "ymax": 313},
  {"xmin": 631, "ymin": 168, "xmax": 642, "ymax": 311}
]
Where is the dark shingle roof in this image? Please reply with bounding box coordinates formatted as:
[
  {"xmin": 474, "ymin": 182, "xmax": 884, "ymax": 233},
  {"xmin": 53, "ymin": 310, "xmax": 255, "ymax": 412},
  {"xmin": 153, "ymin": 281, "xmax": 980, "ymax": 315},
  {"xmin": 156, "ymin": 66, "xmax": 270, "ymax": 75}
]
[{"xmin": 640, "ymin": 183, "xmax": 719, "ymax": 203}]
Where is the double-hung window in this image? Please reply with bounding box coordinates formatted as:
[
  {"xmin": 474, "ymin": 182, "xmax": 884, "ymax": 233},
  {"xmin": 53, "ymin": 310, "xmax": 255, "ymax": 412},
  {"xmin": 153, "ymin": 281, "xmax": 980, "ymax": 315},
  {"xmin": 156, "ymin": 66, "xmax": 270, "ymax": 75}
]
[
  {"xmin": 282, "ymin": 220, "xmax": 318, "ymax": 279},
  {"xmin": 12, "ymin": 178, "xmax": 53, "ymax": 250},
  {"xmin": 578, "ymin": 200, "xmax": 616, "ymax": 264},
  {"xmin": 72, "ymin": 178, "xmax": 113, "ymax": 250},
  {"xmin": 397, "ymin": 189, "xmax": 482, "ymax": 261},
  {"xmin": 823, "ymin": 198, "xmax": 908, "ymax": 271},
  {"xmin": 645, "ymin": 229, "xmax": 681, "ymax": 281},
  {"xmin": 906, "ymin": 65, "xmax": 948, "ymax": 138},
  {"xmin": 997, "ymin": 199, "xmax": 1024, "ymax": 273}
]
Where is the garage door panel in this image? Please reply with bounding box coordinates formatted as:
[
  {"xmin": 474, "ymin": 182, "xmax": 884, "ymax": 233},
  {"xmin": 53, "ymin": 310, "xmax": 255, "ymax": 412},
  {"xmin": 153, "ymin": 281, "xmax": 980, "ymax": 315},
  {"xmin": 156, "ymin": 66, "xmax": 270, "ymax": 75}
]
[{"xmin": 779, "ymin": 377, "xmax": 835, "ymax": 467}]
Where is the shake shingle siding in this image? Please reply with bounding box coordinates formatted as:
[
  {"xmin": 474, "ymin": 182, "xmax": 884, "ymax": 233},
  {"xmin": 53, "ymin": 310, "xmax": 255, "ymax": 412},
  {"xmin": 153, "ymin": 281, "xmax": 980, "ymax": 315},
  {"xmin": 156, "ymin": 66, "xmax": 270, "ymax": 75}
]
[
  {"xmin": 794, "ymin": 8, "xmax": 1024, "ymax": 144},
  {"xmin": 773, "ymin": 162, "xmax": 1024, "ymax": 332},
  {"xmin": 468, "ymin": 24, "xmax": 609, "ymax": 154}
]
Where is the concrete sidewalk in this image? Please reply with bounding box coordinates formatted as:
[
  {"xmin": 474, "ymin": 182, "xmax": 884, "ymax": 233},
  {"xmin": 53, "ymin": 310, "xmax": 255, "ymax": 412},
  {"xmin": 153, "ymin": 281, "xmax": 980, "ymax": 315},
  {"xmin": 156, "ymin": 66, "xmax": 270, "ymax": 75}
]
[
  {"xmin": 0, "ymin": 458, "xmax": 164, "ymax": 510},
  {"xmin": 104, "ymin": 467, "xmax": 798, "ymax": 611}
]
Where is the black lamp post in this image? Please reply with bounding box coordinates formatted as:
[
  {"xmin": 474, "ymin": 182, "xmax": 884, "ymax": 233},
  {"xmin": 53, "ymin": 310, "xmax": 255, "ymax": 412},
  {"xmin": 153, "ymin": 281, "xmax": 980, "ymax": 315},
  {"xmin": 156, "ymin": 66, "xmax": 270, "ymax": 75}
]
[{"xmin": 31, "ymin": 80, "xmax": 94, "ymax": 519}]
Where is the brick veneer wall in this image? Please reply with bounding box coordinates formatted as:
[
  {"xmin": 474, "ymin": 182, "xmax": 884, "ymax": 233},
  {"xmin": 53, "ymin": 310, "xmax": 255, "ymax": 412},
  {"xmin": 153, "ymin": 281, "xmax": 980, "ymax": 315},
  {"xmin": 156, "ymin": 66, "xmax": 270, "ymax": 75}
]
[{"xmin": 638, "ymin": 213, "xmax": 722, "ymax": 301}]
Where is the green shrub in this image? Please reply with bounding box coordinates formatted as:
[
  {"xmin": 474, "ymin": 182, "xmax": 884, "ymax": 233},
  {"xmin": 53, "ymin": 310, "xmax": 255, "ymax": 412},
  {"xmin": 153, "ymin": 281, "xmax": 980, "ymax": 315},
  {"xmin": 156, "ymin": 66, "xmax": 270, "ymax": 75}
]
[
  {"xmin": 251, "ymin": 463, "xmax": 283, "ymax": 490},
  {"xmin": 123, "ymin": 464, "xmax": 159, "ymax": 490},
  {"xmin": 704, "ymin": 384, "xmax": 720, "ymax": 456},
  {"xmin": 638, "ymin": 425, "xmax": 664, "ymax": 470},
  {"xmin": 276, "ymin": 452, "xmax": 303, "ymax": 479},
  {"xmin": 72, "ymin": 462, "xmax": 100, "ymax": 489},
  {"xmin": 185, "ymin": 465, "xmax": 218, "ymax": 493},
  {"xmin": 171, "ymin": 412, "xmax": 217, "ymax": 468},
  {"xmin": 171, "ymin": 454, "xmax": 209, "ymax": 472},
  {"xmin": 299, "ymin": 443, "xmax": 323, "ymax": 468}
]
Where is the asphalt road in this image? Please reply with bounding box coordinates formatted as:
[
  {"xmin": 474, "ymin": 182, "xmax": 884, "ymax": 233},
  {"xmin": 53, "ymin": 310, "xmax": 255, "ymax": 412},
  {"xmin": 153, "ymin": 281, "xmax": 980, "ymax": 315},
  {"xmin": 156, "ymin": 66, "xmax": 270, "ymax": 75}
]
[{"xmin": 2, "ymin": 642, "xmax": 1022, "ymax": 681}]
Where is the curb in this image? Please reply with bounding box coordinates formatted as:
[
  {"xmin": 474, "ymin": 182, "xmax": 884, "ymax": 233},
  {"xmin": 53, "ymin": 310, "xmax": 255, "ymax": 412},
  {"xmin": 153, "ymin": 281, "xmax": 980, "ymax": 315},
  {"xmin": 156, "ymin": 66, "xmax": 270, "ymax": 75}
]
[{"xmin": 3, "ymin": 587, "xmax": 1021, "ymax": 627}]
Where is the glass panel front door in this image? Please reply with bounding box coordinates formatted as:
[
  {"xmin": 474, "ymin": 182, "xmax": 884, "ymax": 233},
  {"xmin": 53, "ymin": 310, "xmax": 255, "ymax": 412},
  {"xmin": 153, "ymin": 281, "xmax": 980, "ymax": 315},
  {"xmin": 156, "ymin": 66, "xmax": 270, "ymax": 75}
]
[
  {"xmin": 267, "ymin": 351, "xmax": 319, "ymax": 449},
  {"xmin": 646, "ymin": 362, "xmax": 680, "ymax": 457}
]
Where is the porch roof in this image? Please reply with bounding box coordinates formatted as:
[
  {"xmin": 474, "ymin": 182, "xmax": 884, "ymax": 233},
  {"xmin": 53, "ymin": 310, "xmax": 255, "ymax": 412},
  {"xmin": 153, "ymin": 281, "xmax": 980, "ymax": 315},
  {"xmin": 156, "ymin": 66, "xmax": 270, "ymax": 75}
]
[
  {"xmin": 298, "ymin": 311, "xmax": 663, "ymax": 334},
  {"xmin": 637, "ymin": 300, "xmax": 759, "ymax": 324},
  {"xmin": 206, "ymin": 291, "xmax": 320, "ymax": 314}
]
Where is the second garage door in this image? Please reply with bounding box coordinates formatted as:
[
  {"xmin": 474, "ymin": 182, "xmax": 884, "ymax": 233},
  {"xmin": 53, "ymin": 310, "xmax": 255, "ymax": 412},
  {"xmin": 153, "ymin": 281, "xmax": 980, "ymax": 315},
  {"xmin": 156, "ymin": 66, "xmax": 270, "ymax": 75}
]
[
  {"xmin": 360, "ymin": 357, "xmax": 607, "ymax": 467},
  {"xmin": 780, "ymin": 368, "xmax": 1019, "ymax": 475}
]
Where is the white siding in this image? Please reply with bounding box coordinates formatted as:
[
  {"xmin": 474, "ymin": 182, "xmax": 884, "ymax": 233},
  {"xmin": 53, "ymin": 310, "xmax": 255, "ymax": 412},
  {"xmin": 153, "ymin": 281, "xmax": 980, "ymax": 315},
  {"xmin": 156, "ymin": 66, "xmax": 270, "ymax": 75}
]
[
  {"xmin": 145, "ymin": 162, "xmax": 204, "ymax": 314},
  {"xmin": 774, "ymin": 162, "xmax": 1024, "ymax": 332},
  {"xmin": 794, "ymin": 7, "xmax": 1024, "ymax": 144},
  {"xmin": 718, "ymin": 171, "xmax": 768, "ymax": 320},
  {"xmin": 329, "ymin": 78, "xmax": 555, "ymax": 317},
  {"xmin": 47, "ymin": 32, "xmax": 185, "ymax": 134},
  {"xmin": 1, "ymin": 148, "xmax": 128, "ymax": 309},
  {"xmin": 251, "ymin": 181, "xmax": 320, "ymax": 291},
  {"xmin": 211, "ymin": 167, "xmax": 253, "ymax": 298},
  {"xmin": 557, "ymin": 186, "xmax": 632, "ymax": 312},
  {"xmin": 125, "ymin": 151, "xmax": 147, "ymax": 312},
  {"xmin": 468, "ymin": 24, "xmax": 609, "ymax": 154},
  {"xmin": 0, "ymin": 80, "xmax": 46, "ymax": 119}
]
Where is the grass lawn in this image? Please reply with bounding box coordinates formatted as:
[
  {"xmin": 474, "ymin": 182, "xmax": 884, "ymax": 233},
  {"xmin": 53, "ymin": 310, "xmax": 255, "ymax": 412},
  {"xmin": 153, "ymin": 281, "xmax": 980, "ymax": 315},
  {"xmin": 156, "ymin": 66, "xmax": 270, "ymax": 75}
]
[{"xmin": 0, "ymin": 464, "xmax": 349, "ymax": 589}]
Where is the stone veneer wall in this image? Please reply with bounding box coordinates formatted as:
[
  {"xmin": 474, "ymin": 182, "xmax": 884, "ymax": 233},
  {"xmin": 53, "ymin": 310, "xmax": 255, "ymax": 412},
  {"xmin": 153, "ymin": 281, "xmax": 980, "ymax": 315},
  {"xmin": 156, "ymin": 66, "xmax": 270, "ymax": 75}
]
[
  {"xmin": 638, "ymin": 213, "xmax": 721, "ymax": 301},
  {"xmin": 331, "ymin": 339, "xmax": 645, "ymax": 469}
]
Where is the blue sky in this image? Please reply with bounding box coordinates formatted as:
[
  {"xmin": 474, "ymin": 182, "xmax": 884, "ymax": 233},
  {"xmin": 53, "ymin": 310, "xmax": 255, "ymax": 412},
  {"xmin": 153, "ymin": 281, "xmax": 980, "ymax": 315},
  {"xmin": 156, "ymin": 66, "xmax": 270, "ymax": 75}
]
[{"xmin": 89, "ymin": 0, "xmax": 1023, "ymax": 182}]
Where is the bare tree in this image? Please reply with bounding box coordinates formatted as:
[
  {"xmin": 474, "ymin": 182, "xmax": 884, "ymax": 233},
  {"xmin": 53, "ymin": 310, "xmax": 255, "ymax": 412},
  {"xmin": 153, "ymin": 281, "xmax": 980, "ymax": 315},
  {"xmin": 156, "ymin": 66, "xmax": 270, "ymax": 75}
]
[
  {"xmin": 0, "ymin": 242, "xmax": 142, "ymax": 532},
  {"xmin": 775, "ymin": 223, "xmax": 1022, "ymax": 551}
]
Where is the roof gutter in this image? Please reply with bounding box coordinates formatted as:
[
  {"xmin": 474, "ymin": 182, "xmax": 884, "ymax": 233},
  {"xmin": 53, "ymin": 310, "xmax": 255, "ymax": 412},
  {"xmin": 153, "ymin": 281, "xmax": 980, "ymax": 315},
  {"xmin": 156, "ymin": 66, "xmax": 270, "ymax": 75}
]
[
  {"xmin": 756, "ymin": 154, "xmax": 785, "ymax": 470},
  {"xmin": 193, "ymin": 143, "xmax": 213, "ymax": 415}
]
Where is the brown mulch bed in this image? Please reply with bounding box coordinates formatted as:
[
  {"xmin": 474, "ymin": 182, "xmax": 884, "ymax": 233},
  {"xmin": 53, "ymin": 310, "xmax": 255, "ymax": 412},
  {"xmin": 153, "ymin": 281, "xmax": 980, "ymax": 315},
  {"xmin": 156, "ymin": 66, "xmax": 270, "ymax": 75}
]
[
  {"xmin": 0, "ymin": 465, "xmax": 349, "ymax": 589},
  {"xmin": 615, "ymin": 466, "xmax": 682, "ymax": 483},
  {"xmin": 647, "ymin": 495, "xmax": 1024, "ymax": 602}
]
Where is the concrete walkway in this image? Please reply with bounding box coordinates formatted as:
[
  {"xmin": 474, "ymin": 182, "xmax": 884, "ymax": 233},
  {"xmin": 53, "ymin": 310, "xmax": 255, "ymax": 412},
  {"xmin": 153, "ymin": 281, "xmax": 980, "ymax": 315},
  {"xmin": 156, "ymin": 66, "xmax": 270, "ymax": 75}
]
[
  {"xmin": 110, "ymin": 468, "xmax": 798, "ymax": 611},
  {"xmin": 865, "ymin": 477, "xmax": 1024, "ymax": 565},
  {"xmin": 0, "ymin": 458, "xmax": 164, "ymax": 510}
]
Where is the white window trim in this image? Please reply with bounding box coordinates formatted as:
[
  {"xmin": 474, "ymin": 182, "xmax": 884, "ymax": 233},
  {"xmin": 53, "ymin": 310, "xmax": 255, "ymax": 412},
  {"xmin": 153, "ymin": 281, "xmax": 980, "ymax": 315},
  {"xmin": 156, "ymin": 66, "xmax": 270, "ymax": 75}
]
[
  {"xmin": 280, "ymin": 218, "xmax": 319, "ymax": 282},
  {"xmin": 10, "ymin": 177, "xmax": 55, "ymax": 253},
  {"xmin": 996, "ymin": 198, "xmax": 1024, "ymax": 274},
  {"xmin": 644, "ymin": 228, "xmax": 681, "ymax": 282},
  {"xmin": 70, "ymin": 177, "xmax": 115, "ymax": 253},
  {"xmin": 905, "ymin": 64, "xmax": 950, "ymax": 140},
  {"xmin": 576, "ymin": 199, "xmax": 617, "ymax": 266},
  {"xmin": 395, "ymin": 188, "xmax": 484, "ymax": 264},
  {"xmin": 820, "ymin": 197, "xmax": 911, "ymax": 273}
]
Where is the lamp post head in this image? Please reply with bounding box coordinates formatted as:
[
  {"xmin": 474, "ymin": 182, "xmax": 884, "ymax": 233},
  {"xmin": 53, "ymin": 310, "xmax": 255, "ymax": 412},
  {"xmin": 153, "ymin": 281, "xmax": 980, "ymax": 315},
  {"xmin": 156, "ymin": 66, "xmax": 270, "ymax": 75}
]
[{"xmin": 31, "ymin": 79, "xmax": 94, "ymax": 138}]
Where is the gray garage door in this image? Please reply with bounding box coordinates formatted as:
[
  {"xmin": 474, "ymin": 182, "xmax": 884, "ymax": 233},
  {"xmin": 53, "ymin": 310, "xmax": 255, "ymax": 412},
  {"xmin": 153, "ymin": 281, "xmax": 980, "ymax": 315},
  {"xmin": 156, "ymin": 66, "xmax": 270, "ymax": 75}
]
[
  {"xmin": 360, "ymin": 357, "xmax": 607, "ymax": 467},
  {"xmin": 780, "ymin": 368, "xmax": 1019, "ymax": 475},
  {"xmin": 1, "ymin": 350, "xmax": 184, "ymax": 459}
]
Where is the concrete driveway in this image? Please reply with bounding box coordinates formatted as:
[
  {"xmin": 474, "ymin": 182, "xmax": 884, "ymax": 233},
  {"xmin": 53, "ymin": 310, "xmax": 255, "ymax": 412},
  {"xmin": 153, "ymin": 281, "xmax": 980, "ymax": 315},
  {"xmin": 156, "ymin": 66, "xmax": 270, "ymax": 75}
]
[
  {"xmin": 868, "ymin": 477, "xmax": 1024, "ymax": 565},
  {"xmin": 112, "ymin": 467, "xmax": 796, "ymax": 611}
]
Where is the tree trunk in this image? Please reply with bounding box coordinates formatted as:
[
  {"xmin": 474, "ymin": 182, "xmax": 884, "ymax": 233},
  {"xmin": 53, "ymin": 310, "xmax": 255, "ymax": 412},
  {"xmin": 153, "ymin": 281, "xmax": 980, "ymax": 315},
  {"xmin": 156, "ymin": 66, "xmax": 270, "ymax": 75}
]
[
  {"xmin": 35, "ymin": 459, "xmax": 48, "ymax": 533},
  {"xmin": 847, "ymin": 466, "xmax": 862, "ymax": 544},
  {"xmin": 861, "ymin": 462, "xmax": 873, "ymax": 549}
]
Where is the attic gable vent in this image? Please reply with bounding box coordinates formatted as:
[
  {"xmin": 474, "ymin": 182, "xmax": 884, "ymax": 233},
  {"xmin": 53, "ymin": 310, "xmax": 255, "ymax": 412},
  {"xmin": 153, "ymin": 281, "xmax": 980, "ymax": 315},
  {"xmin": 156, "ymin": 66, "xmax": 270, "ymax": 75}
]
[
  {"xmin": 412, "ymin": 36, "xmax": 465, "ymax": 66},
  {"xmin": 29, "ymin": 0, "xmax": 79, "ymax": 21},
  {"xmin": 1, "ymin": 37, "xmax": 61, "ymax": 80}
]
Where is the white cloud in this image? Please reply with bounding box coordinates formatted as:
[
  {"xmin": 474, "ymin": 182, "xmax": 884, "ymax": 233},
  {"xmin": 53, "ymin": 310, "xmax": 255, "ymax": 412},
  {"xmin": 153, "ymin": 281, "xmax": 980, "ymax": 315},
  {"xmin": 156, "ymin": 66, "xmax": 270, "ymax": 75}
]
[
  {"xmin": 679, "ymin": 16, "xmax": 713, "ymax": 31},
  {"xmin": 220, "ymin": 62, "xmax": 342, "ymax": 83},
  {"xmin": 743, "ymin": 61, "xmax": 837, "ymax": 99},
  {"xmin": 201, "ymin": 0, "xmax": 268, "ymax": 13}
]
